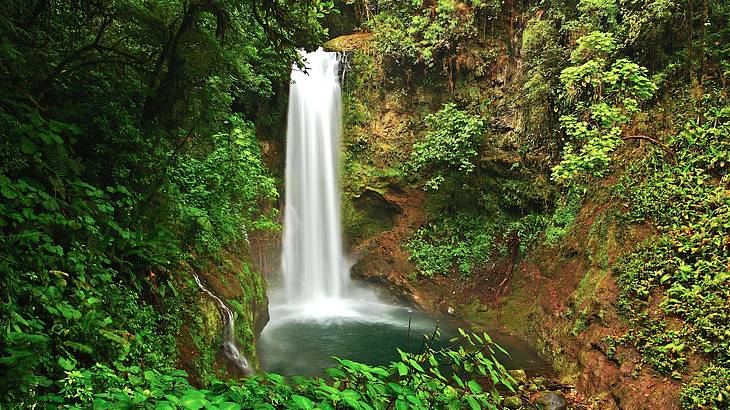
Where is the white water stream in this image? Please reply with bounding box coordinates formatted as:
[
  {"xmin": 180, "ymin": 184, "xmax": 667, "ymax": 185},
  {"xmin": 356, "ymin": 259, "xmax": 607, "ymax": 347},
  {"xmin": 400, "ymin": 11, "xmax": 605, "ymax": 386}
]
[{"xmin": 192, "ymin": 272, "xmax": 251, "ymax": 375}]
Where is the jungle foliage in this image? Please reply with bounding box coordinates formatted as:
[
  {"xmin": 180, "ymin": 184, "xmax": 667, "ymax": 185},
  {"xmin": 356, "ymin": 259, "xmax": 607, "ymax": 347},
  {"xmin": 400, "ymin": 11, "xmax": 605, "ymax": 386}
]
[
  {"xmin": 409, "ymin": 103, "xmax": 486, "ymax": 191},
  {"xmin": 347, "ymin": 0, "xmax": 730, "ymax": 407},
  {"xmin": 0, "ymin": 0, "xmax": 331, "ymax": 405},
  {"xmin": 610, "ymin": 106, "xmax": 730, "ymax": 408},
  {"xmin": 30, "ymin": 329, "xmax": 517, "ymax": 410},
  {"xmin": 2, "ymin": 0, "xmax": 730, "ymax": 408}
]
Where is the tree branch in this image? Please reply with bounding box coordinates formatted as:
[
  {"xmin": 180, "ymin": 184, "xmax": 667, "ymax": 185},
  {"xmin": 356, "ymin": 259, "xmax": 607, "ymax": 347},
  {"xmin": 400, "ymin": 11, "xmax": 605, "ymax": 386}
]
[
  {"xmin": 621, "ymin": 135, "xmax": 675, "ymax": 157},
  {"xmin": 36, "ymin": 16, "xmax": 114, "ymax": 100}
]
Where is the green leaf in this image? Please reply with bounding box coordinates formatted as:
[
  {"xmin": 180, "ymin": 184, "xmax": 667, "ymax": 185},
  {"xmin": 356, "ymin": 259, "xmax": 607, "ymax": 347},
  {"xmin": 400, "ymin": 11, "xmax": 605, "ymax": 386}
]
[
  {"xmin": 465, "ymin": 396, "xmax": 480, "ymax": 410},
  {"xmin": 467, "ymin": 380, "xmax": 482, "ymax": 393},
  {"xmin": 180, "ymin": 393, "xmax": 208, "ymax": 410},
  {"xmin": 58, "ymin": 356, "xmax": 75, "ymax": 371},
  {"xmin": 291, "ymin": 395, "xmax": 314, "ymax": 409},
  {"xmin": 1, "ymin": 184, "xmax": 18, "ymax": 199},
  {"xmin": 370, "ymin": 366, "xmax": 389, "ymax": 377},
  {"xmin": 154, "ymin": 402, "xmax": 176, "ymax": 410},
  {"xmin": 63, "ymin": 341, "xmax": 93, "ymax": 354}
]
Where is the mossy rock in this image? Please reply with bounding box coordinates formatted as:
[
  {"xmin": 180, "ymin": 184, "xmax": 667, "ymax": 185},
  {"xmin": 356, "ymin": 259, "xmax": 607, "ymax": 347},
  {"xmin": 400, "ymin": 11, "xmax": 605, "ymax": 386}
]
[
  {"xmin": 324, "ymin": 33, "xmax": 373, "ymax": 52},
  {"xmin": 503, "ymin": 395, "xmax": 523, "ymax": 409}
]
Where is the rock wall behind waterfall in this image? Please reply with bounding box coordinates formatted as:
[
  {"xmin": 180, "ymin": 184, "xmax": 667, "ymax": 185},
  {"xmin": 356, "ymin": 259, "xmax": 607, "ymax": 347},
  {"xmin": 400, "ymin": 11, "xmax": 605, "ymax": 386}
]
[{"xmin": 329, "ymin": 27, "xmax": 681, "ymax": 410}]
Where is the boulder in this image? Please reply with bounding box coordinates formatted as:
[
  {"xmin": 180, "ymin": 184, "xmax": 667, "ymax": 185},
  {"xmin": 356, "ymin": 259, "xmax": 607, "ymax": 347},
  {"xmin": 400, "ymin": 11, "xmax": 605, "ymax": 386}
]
[
  {"xmin": 533, "ymin": 391, "xmax": 568, "ymax": 410},
  {"xmin": 508, "ymin": 369, "xmax": 528, "ymax": 386},
  {"xmin": 503, "ymin": 395, "xmax": 523, "ymax": 409}
]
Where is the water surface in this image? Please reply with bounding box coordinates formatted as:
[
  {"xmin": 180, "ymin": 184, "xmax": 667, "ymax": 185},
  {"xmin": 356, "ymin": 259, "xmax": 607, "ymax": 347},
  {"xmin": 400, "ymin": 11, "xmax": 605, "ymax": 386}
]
[{"xmin": 258, "ymin": 294, "xmax": 550, "ymax": 377}]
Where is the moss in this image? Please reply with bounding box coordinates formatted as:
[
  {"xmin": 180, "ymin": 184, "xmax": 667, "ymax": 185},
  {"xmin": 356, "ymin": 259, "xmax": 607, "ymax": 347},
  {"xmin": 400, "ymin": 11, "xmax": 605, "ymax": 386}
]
[
  {"xmin": 460, "ymin": 287, "xmax": 532, "ymax": 337},
  {"xmin": 323, "ymin": 33, "xmax": 373, "ymax": 52},
  {"xmin": 571, "ymin": 308, "xmax": 590, "ymax": 336},
  {"xmin": 574, "ymin": 211, "xmax": 617, "ymax": 311},
  {"xmin": 176, "ymin": 249, "xmax": 268, "ymax": 383},
  {"xmin": 231, "ymin": 261, "xmax": 267, "ymax": 368},
  {"xmin": 189, "ymin": 294, "xmax": 224, "ymax": 384}
]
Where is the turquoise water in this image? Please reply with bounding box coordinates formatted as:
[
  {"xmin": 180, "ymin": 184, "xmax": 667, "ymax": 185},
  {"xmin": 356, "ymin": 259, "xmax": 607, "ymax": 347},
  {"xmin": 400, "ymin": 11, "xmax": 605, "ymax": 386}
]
[{"xmin": 257, "ymin": 297, "xmax": 550, "ymax": 377}]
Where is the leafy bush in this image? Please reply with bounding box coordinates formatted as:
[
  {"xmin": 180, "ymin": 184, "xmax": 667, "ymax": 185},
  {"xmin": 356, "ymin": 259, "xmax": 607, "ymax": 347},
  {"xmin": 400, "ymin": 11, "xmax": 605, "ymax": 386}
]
[
  {"xmin": 170, "ymin": 115, "xmax": 279, "ymax": 254},
  {"xmin": 369, "ymin": 0, "xmax": 478, "ymax": 71},
  {"xmin": 407, "ymin": 212, "xmax": 502, "ymax": 277},
  {"xmin": 552, "ymin": 31, "xmax": 657, "ymax": 183},
  {"xmin": 409, "ymin": 103, "xmax": 486, "ymax": 191},
  {"xmin": 508, "ymin": 214, "xmax": 548, "ymax": 255},
  {"xmin": 544, "ymin": 189, "xmax": 584, "ymax": 245}
]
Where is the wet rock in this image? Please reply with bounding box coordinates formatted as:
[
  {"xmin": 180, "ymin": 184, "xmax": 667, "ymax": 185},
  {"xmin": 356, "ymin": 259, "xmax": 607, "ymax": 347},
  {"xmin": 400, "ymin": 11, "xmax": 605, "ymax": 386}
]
[
  {"xmin": 508, "ymin": 369, "xmax": 528, "ymax": 386},
  {"xmin": 503, "ymin": 395, "xmax": 523, "ymax": 409},
  {"xmin": 533, "ymin": 391, "xmax": 567, "ymax": 410},
  {"xmin": 323, "ymin": 33, "xmax": 373, "ymax": 52},
  {"xmin": 349, "ymin": 188, "xmax": 401, "ymax": 242},
  {"xmin": 578, "ymin": 349, "xmax": 619, "ymax": 394}
]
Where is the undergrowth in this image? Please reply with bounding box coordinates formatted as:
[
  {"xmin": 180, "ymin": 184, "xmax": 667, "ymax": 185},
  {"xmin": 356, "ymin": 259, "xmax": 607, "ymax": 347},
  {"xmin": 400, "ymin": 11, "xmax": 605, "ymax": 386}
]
[
  {"xmin": 610, "ymin": 106, "xmax": 730, "ymax": 408},
  {"xmin": 27, "ymin": 329, "xmax": 516, "ymax": 410},
  {"xmin": 406, "ymin": 211, "xmax": 505, "ymax": 278}
]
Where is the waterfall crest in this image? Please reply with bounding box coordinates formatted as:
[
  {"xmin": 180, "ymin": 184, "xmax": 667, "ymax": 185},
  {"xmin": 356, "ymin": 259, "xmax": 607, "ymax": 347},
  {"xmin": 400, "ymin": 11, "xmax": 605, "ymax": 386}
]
[{"xmin": 281, "ymin": 49, "xmax": 348, "ymax": 306}]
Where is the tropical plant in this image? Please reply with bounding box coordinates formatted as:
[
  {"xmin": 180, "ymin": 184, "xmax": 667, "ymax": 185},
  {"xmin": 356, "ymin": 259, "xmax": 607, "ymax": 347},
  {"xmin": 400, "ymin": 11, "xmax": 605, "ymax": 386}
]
[{"xmin": 409, "ymin": 103, "xmax": 486, "ymax": 191}]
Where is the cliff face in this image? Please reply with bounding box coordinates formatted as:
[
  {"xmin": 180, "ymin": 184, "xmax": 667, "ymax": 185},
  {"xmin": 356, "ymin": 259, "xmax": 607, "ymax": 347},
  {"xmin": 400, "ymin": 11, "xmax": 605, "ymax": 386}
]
[
  {"xmin": 174, "ymin": 244, "xmax": 269, "ymax": 385},
  {"xmin": 331, "ymin": 31, "xmax": 681, "ymax": 408}
]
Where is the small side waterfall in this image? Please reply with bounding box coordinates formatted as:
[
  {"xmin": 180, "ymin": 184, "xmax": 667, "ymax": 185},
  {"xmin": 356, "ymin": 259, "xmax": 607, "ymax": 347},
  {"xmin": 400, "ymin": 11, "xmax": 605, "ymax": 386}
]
[
  {"xmin": 281, "ymin": 49, "xmax": 348, "ymax": 306},
  {"xmin": 192, "ymin": 273, "xmax": 251, "ymax": 375}
]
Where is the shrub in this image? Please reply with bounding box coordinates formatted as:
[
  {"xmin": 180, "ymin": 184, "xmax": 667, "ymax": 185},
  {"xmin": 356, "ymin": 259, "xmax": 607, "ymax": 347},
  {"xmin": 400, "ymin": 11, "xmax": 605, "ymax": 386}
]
[
  {"xmin": 35, "ymin": 329, "xmax": 516, "ymax": 410},
  {"xmin": 409, "ymin": 103, "xmax": 486, "ymax": 191},
  {"xmin": 407, "ymin": 212, "xmax": 502, "ymax": 277}
]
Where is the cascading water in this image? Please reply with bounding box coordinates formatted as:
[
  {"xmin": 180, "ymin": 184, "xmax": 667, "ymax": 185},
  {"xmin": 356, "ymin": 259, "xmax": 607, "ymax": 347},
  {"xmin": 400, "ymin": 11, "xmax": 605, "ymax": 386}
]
[
  {"xmin": 258, "ymin": 49, "xmax": 549, "ymax": 377},
  {"xmin": 192, "ymin": 272, "xmax": 251, "ymax": 375},
  {"xmin": 281, "ymin": 48, "xmax": 348, "ymax": 306}
]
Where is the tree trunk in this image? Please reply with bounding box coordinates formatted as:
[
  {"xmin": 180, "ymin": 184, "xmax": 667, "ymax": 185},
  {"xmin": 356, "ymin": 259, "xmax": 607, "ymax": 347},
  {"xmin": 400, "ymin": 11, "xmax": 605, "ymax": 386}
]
[
  {"xmin": 686, "ymin": 0, "xmax": 694, "ymax": 83},
  {"xmin": 142, "ymin": 5, "xmax": 199, "ymax": 127},
  {"xmin": 699, "ymin": 0, "xmax": 709, "ymax": 85}
]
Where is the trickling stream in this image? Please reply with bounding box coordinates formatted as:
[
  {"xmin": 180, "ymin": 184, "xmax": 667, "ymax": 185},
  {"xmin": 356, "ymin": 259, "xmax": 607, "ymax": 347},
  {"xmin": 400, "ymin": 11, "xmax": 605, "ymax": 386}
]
[
  {"xmin": 257, "ymin": 48, "xmax": 550, "ymax": 377},
  {"xmin": 192, "ymin": 272, "xmax": 252, "ymax": 375}
]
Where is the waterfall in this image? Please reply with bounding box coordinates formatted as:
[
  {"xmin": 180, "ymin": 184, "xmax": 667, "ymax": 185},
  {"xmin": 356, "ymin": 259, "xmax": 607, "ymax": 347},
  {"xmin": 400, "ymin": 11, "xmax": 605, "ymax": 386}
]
[
  {"xmin": 281, "ymin": 48, "xmax": 348, "ymax": 306},
  {"xmin": 192, "ymin": 272, "xmax": 252, "ymax": 375}
]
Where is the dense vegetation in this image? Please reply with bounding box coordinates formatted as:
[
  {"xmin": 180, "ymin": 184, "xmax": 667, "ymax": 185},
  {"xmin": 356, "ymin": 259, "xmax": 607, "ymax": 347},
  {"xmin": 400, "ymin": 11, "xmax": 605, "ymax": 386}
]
[
  {"xmin": 2, "ymin": 0, "xmax": 729, "ymax": 408},
  {"xmin": 611, "ymin": 108, "xmax": 730, "ymax": 408},
  {"xmin": 339, "ymin": 0, "xmax": 729, "ymax": 408},
  {"xmin": 0, "ymin": 0, "xmax": 330, "ymax": 405},
  {"xmin": 30, "ymin": 329, "xmax": 517, "ymax": 409}
]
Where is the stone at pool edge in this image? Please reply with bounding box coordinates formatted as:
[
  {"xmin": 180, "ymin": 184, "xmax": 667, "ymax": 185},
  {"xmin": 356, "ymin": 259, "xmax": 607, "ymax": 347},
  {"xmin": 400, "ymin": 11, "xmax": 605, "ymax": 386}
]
[
  {"xmin": 503, "ymin": 395, "xmax": 523, "ymax": 409},
  {"xmin": 508, "ymin": 369, "xmax": 528, "ymax": 385},
  {"xmin": 533, "ymin": 391, "xmax": 568, "ymax": 410}
]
